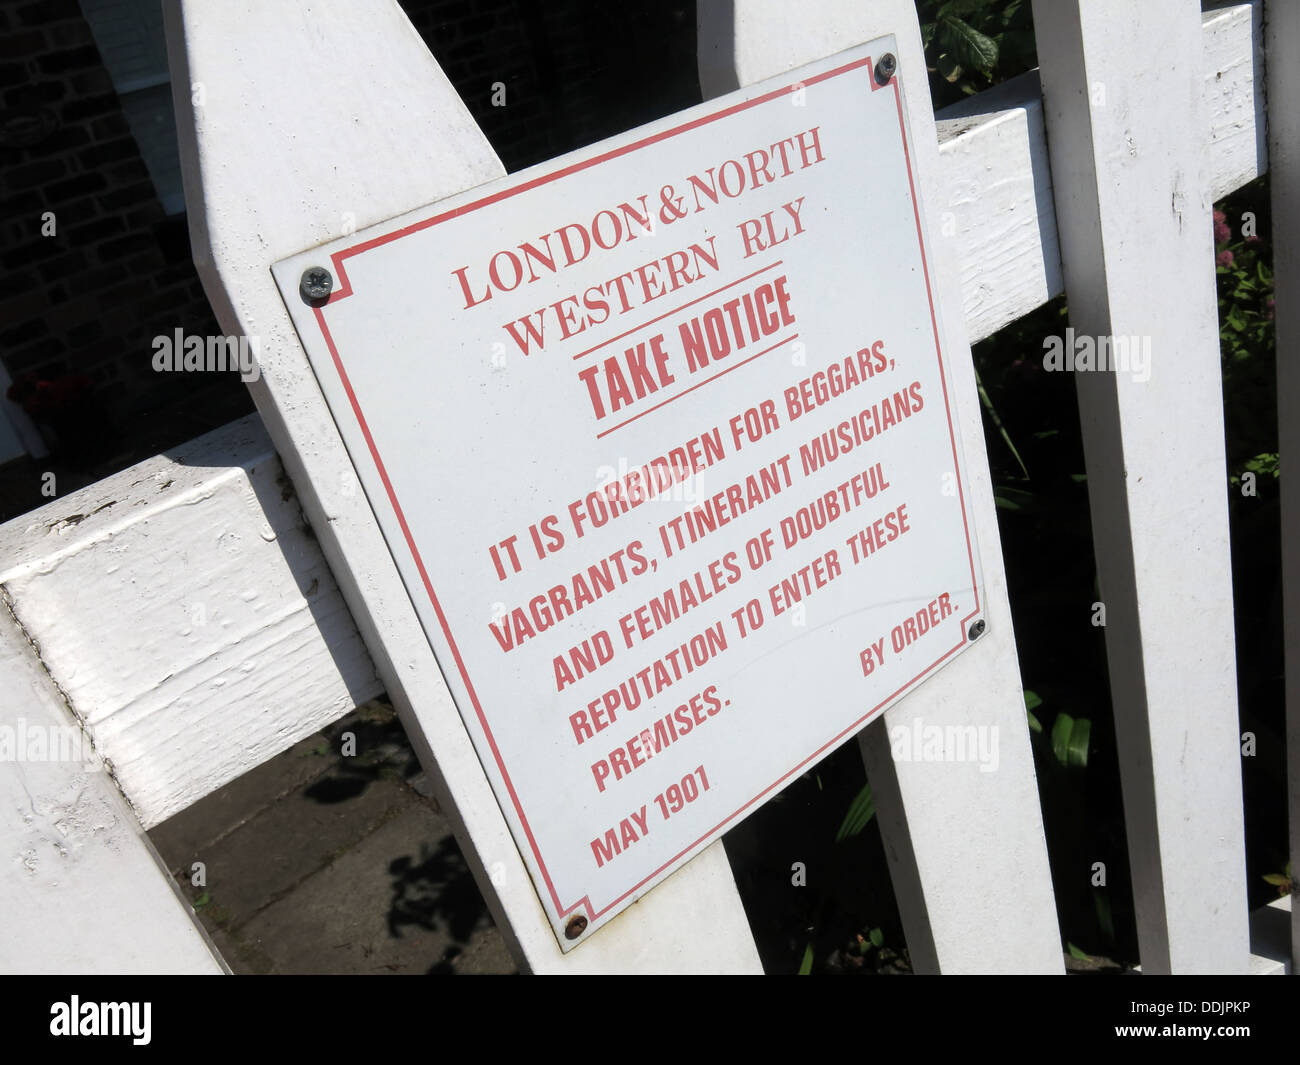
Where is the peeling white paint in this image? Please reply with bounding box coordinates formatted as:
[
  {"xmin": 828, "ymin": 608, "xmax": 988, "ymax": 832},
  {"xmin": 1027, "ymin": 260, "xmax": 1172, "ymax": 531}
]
[
  {"xmin": 0, "ymin": 416, "xmax": 381, "ymax": 829},
  {"xmin": 0, "ymin": 607, "xmax": 223, "ymax": 973}
]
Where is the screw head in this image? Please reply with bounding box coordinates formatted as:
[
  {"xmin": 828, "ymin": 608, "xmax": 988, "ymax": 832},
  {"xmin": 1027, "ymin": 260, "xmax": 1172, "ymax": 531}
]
[
  {"xmin": 875, "ymin": 52, "xmax": 897, "ymax": 86},
  {"xmin": 564, "ymin": 914, "xmax": 588, "ymax": 940},
  {"xmin": 968, "ymin": 619, "xmax": 986, "ymax": 641},
  {"xmin": 300, "ymin": 266, "xmax": 333, "ymax": 304}
]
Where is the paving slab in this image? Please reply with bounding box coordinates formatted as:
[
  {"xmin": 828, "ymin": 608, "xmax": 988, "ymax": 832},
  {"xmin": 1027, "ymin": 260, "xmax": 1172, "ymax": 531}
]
[
  {"xmin": 233, "ymin": 805, "xmax": 516, "ymax": 974},
  {"xmin": 148, "ymin": 729, "xmax": 336, "ymax": 869},
  {"xmin": 148, "ymin": 698, "xmax": 515, "ymax": 974},
  {"xmin": 181, "ymin": 770, "xmax": 420, "ymax": 924}
]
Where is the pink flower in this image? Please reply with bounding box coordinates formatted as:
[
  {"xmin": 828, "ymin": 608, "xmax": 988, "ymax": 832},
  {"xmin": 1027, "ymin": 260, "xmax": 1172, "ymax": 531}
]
[
  {"xmin": 1217, "ymin": 249, "xmax": 1234, "ymax": 267},
  {"xmin": 1213, "ymin": 209, "xmax": 1226, "ymax": 223},
  {"xmin": 1246, "ymin": 234, "xmax": 1260, "ymax": 244},
  {"xmin": 1214, "ymin": 221, "xmax": 1232, "ymax": 242}
]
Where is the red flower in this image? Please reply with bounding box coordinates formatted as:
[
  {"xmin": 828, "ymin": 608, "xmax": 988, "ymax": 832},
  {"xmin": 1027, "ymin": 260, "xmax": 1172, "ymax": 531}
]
[{"xmin": 1216, "ymin": 249, "xmax": 1234, "ymax": 267}]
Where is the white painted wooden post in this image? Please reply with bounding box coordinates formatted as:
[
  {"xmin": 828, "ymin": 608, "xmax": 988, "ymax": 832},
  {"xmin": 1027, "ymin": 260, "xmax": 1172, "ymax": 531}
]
[
  {"xmin": 0, "ymin": 416, "xmax": 384, "ymax": 829},
  {"xmin": 1266, "ymin": 0, "xmax": 1300, "ymax": 970},
  {"xmin": 0, "ymin": 608, "xmax": 224, "ymax": 974},
  {"xmin": 163, "ymin": 0, "xmax": 761, "ymax": 974},
  {"xmin": 1032, "ymin": 0, "xmax": 1249, "ymax": 973},
  {"xmin": 699, "ymin": 0, "xmax": 1063, "ymax": 973}
]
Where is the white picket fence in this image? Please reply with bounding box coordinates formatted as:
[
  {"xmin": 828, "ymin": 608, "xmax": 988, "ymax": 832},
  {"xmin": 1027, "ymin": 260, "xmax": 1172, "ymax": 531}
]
[{"xmin": 0, "ymin": 0, "xmax": 1294, "ymax": 974}]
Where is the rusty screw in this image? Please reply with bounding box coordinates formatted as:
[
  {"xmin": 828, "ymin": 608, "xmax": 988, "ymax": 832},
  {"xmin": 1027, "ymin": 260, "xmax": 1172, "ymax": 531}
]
[
  {"xmin": 875, "ymin": 52, "xmax": 897, "ymax": 86},
  {"xmin": 564, "ymin": 914, "xmax": 588, "ymax": 940},
  {"xmin": 300, "ymin": 266, "xmax": 333, "ymax": 304}
]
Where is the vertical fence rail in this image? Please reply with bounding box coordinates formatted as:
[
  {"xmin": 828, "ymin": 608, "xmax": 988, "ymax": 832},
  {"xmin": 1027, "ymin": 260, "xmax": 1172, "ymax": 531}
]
[
  {"xmin": 164, "ymin": 0, "xmax": 762, "ymax": 974},
  {"xmin": 1031, "ymin": 0, "xmax": 1249, "ymax": 973},
  {"xmin": 699, "ymin": 0, "xmax": 1063, "ymax": 973},
  {"xmin": 1265, "ymin": 0, "xmax": 1300, "ymax": 970}
]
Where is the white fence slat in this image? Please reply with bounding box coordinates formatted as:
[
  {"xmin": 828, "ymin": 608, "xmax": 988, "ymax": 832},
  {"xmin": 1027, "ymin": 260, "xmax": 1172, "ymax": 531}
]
[
  {"xmin": 0, "ymin": 607, "xmax": 224, "ymax": 974},
  {"xmin": 163, "ymin": 0, "xmax": 761, "ymax": 974},
  {"xmin": 1032, "ymin": 0, "xmax": 1249, "ymax": 974},
  {"xmin": 699, "ymin": 0, "xmax": 1063, "ymax": 973},
  {"xmin": 935, "ymin": 71, "xmax": 1063, "ymax": 346},
  {"xmin": 0, "ymin": 415, "xmax": 382, "ymax": 829},
  {"xmin": 937, "ymin": 2, "xmax": 1263, "ymax": 346},
  {"xmin": 1201, "ymin": 3, "xmax": 1267, "ymax": 201},
  {"xmin": 1265, "ymin": 0, "xmax": 1300, "ymax": 970}
]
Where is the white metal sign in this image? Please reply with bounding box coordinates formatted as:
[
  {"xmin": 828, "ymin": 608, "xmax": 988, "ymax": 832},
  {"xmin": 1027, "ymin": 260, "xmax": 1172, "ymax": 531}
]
[{"xmin": 274, "ymin": 37, "xmax": 984, "ymax": 949}]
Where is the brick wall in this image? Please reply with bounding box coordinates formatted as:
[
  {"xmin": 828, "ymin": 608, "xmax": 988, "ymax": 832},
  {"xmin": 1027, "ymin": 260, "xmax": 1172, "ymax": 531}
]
[{"xmin": 0, "ymin": 0, "xmax": 242, "ymax": 476}]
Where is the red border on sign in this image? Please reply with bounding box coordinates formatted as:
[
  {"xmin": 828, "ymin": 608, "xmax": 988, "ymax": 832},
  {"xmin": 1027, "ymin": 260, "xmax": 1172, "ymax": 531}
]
[{"xmin": 306, "ymin": 54, "xmax": 982, "ymax": 926}]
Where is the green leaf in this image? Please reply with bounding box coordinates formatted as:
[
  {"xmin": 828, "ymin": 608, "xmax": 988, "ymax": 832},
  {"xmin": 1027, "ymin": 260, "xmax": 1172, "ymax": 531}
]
[
  {"xmin": 1244, "ymin": 452, "xmax": 1279, "ymax": 478},
  {"xmin": 1025, "ymin": 690, "xmax": 1044, "ymax": 734},
  {"xmin": 1067, "ymin": 941, "xmax": 1091, "ymax": 961},
  {"xmin": 975, "ymin": 367, "xmax": 1029, "ymax": 478},
  {"xmin": 192, "ymin": 891, "xmax": 212, "ymax": 910},
  {"xmin": 993, "ymin": 485, "xmax": 1038, "ymax": 512},
  {"xmin": 1069, "ymin": 718, "xmax": 1091, "ymax": 766},
  {"xmin": 1262, "ymin": 873, "xmax": 1290, "ymax": 887},
  {"xmin": 1050, "ymin": 711, "xmax": 1091, "ymax": 768},
  {"xmin": 835, "ymin": 782, "xmax": 876, "ymax": 842},
  {"xmin": 1050, "ymin": 712, "xmax": 1074, "ymax": 764},
  {"xmin": 939, "ymin": 14, "xmax": 999, "ymax": 74},
  {"xmin": 797, "ymin": 942, "xmax": 814, "ymax": 975},
  {"xmin": 936, "ymin": 51, "xmax": 964, "ymax": 84},
  {"xmin": 869, "ymin": 927, "xmax": 885, "ymax": 948},
  {"xmin": 937, "ymin": 0, "xmax": 988, "ymax": 18}
]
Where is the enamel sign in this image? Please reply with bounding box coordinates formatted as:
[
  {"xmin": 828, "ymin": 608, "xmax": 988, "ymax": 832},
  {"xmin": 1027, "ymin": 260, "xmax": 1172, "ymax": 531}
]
[{"xmin": 274, "ymin": 37, "xmax": 984, "ymax": 949}]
